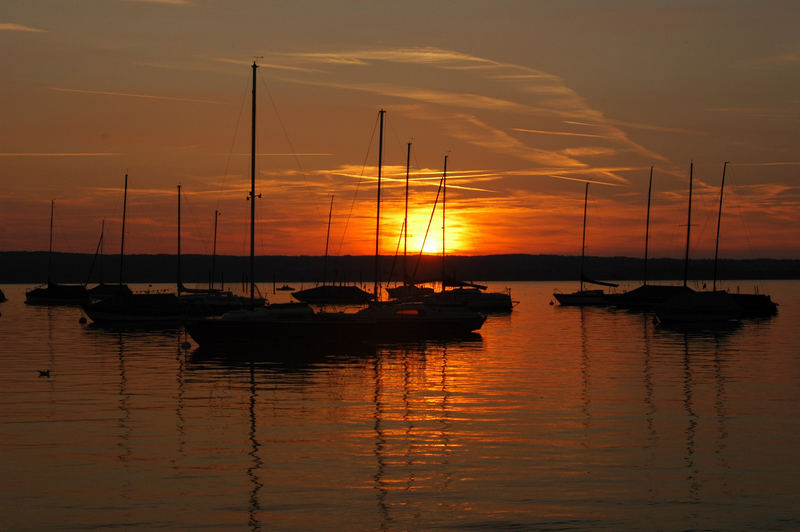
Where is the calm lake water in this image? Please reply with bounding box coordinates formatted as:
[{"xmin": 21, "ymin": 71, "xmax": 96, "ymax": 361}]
[{"xmin": 1, "ymin": 281, "xmax": 799, "ymax": 531}]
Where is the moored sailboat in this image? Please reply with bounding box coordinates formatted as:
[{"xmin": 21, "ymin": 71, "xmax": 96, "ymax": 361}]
[
  {"xmin": 25, "ymin": 200, "xmax": 90, "ymax": 305},
  {"xmin": 186, "ymin": 80, "xmax": 485, "ymax": 348},
  {"xmin": 386, "ymin": 142, "xmax": 434, "ymax": 301},
  {"xmin": 553, "ymin": 182, "xmax": 617, "ymax": 306},
  {"xmin": 292, "ymin": 195, "xmax": 374, "ymax": 305},
  {"xmin": 656, "ymin": 161, "xmax": 776, "ymax": 325},
  {"xmin": 82, "ymin": 174, "xmax": 184, "ymax": 324},
  {"xmin": 606, "ymin": 167, "xmax": 692, "ymax": 310}
]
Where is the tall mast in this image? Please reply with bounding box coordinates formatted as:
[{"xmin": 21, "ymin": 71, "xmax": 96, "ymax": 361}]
[
  {"xmin": 713, "ymin": 161, "xmax": 729, "ymax": 292},
  {"xmin": 579, "ymin": 182, "xmax": 589, "ymax": 293},
  {"xmin": 177, "ymin": 184, "xmax": 182, "ymax": 293},
  {"xmin": 323, "ymin": 194, "xmax": 334, "ymax": 286},
  {"xmin": 119, "ymin": 173, "xmax": 128, "ymax": 287},
  {"xmin": 403, "ymin": 141, "xmax": 411, "ymax": 283},
  {"xmin": 249, "ymin": 61, "xmax": 258, "ymax": 306},
  {"xmin": 441, "ymin": 155, "xmax": 448, "ymax": 290},
  {"xmin": 47, "ymin": 200, "xmax": 54, "ymax": 285},
  {"xmin": 211, "ymin": 209, "xmax": 219, "ymax": 290},
  {"xmin": 683, "ymin": 162, "xmax": 693, "ymax": 288},
  {"xmin": 643, "ymin": 166, "xmax": 653, "ymax": 286},
  {"xmin": 374, "ymin": 109, "xmax": 385, "ymax": 301}
]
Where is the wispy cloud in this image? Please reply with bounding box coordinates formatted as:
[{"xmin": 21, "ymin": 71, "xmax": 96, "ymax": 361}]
[
  {"xmin": 209, "ymin": 56, "xmax": 320, "ymax": 73},
  {"xmin": 0, "ymin": 23, "xmax": 47, "ymax": 33},
  {"xmin": 124, "ymin": 0, "xmax": 191, "ymax": 5},
  {"xmin": 0, "ymin": 152, "xmax": 122, "ymax": 157},
  {"xmin": 513, "ymin": 127, "xmax": 611, "ymax": 139},
  {"xmin": 50, "ymin": 87, "xmax": 219, "ymax": 104}
]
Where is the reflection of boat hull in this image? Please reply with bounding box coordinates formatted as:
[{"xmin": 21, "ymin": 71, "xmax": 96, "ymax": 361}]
[
  {"xmin": 82, "ymin": 293, "xmax": 186, "ymax": 323},
  {"xmin": 423, "ymin": 288, "xmax": 512, "ymax": 312},
  {"xmin": 553, "ymin": 289, "xmax": 607, "ymax": 306},
  {"xmin": 26, "ymin": 283, "xmax": 90, "ymax": 305}
]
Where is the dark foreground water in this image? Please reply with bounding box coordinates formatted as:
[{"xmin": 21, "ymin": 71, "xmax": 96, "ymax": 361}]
[{"xmin": 1, "ymin": 281, "xmax": 799, "ymax": 531}]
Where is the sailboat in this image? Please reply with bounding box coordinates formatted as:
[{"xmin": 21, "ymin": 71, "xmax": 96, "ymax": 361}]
[
  {"xmin": 291, "ymin": 195, "xmax": 374, "ymax": 305},
  {"xmin": 656, "ymin": 162, "xmax": 776, "ymax": 324},
  {"xmin": 186, "ymin": 86, "xmax": 484, "ymax": 347},
  {"xmin": 86, "ymin": 219, "xmax": 133, "ymax": 300},
  {"xmin": 81, "ymin": 174, "xmax": 185, "ymax": 324},
  {"xmin": 25, "ymin": 200, "xmax": 90, "ymax": 305},
  {"xmin": 175, "ymin": 184, "xmax": 254, "ymax": 315},
  {"xmin": 419, "ymin": 155, "xmax": 513, "ymax": 312},
  {"xmin": 386, "ymin": 142, "xmax": 434, "ymax": 300},
  {"xmin": 351, "ymin": 111, "xmax": 487, "ymax": 333},
  {"xmin": 606, "ymin": 167, "xmax": 692, "ymax": 310},
  {"xmin": 553, "ymin": 182, "xmax": 618, "ymax": 306}
]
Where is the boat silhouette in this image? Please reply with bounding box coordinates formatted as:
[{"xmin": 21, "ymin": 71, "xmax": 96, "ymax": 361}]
[
  {"xmin": 656, "ymin": 162, "xmax": 775, "ymax": 325},
  {"xmin": 186, "ymin": 75, "xmax": 484, "ymax": 348},
  {"xmin": 553, "ymin": 182, "xmax": 618, "ymax": 306},
  {"xmin": 25, "ymin": 200, "xmax": 90, "ymax": 305}
]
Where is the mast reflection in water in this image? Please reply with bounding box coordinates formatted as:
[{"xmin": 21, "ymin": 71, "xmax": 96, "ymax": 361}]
[{"xmin": 0, "ymin": 281, "xmax": 798, "ymax": 530}]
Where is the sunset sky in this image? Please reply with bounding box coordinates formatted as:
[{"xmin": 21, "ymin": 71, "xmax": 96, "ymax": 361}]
[{"xmin": 1, "ymin": 0, "xmax": 798, "ymax": 259}]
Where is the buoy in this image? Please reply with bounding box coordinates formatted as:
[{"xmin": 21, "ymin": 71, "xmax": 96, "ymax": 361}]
[
  {"xmin": 78, "ymin": 316, "xmax": 87, "ymax": 324},
  {"xmin": 549, "ymin": 300, "xmax": 554, "ymax": 306},
  {"xmin": 38, "ymin": 370, "xmax": 50, "ymax": 377},
  {"xmin": 181, "ymin": 341, "xmax": 191, "ymax": 350}
]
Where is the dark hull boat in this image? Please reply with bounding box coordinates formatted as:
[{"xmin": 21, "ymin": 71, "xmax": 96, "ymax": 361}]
[
  {"xmin": 185, "ymin": 303, "xmax": 368, "ymax": 348},
  {"xmin": 26, "ymin": 200, "xmax": 90, "ymax": 306},
  {"xmin": 386, "ymin": 283, "xmax": 434, "ymax": 300},
  {"xmin": 186, "ymin": 301, "xmax": 485, "ymax": 348},
  {"xmin": 553, "ymin": 288, "xmax": 607, "ymax": 307},
  {"xmin": 657, "ymin": 162, "xmax": 778, "ymax": 325},
  {"xmin": 357, "ymin": 301, "xmax": 486, "ymax": 340},
  {"xmin": 552, "ymin": 184, "xmax": 617, "ymax": 306},
  {"xmin": 178, "ymin": 287, "xmax": 256, "ymax": 316},
  {"xmin": 425, "ymin": 287, "xmax": 512, "ymax": 312},
  {"xmin": 82, "ymin": 293, "xmax": 186, "ymax": 324},
  {"xmin": 26, "ymin": 282, "xmax": 90, "ymax": 305},
  {"xmin": 88, "ymin": 282, "xmax": 132, "ymax": 300},
  {"xmin": 292, "ymin": 284, "xmax": 374, "ymax": 305}
]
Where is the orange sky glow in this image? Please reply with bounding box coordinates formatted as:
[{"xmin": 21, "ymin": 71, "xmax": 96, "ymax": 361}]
[{"xmin": 1, "ymin": 1, "xmax": 798, "ymax": 259}]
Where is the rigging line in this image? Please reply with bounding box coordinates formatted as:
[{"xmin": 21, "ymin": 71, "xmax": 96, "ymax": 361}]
[
  {"xmin": 336, "ymin": 114, "xmax": 379, "ymax": 255},
  {"xmin": 386, "ymin": 218, "xmax": 406, "ymax": 287},
  {"xmin": 218, "ymin": 74, "xmax": 251, "ymax": 214},
  {"xmin": 259, "ymin": 76, "xmax": 322, "ymax": 220},
  {"xmin": 726, "ymin": 166, "xmax": 757, "ymax": 258},
  {"xmin": 412, "ymin": 172, "xmax": 445, "ymax": 279}
]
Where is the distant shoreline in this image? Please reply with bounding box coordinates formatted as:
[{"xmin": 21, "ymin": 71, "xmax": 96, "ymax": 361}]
[{"xmin": 2, "ymin": 251, "xmax": 797, "ymax": 284}]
